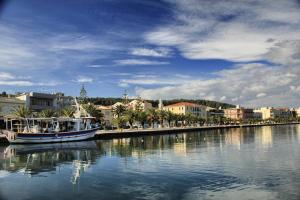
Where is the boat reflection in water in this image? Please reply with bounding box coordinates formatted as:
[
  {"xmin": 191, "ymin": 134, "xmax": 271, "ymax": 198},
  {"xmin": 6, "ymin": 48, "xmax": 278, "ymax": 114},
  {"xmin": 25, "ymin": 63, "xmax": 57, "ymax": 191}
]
[
  {"xmin": 1, "ymin": 141, "xmax": 99, "ymax": 185},
  {"xmin": 0, "ymin": 125, "xmax": 300, "ymax": 200}
]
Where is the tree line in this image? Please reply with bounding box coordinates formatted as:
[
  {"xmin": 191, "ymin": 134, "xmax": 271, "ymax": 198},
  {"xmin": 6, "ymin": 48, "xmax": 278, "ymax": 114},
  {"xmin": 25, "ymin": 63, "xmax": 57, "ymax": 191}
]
[{"xmin": 86, "ymin": 97, "xmax": 235, "ymax": 109}]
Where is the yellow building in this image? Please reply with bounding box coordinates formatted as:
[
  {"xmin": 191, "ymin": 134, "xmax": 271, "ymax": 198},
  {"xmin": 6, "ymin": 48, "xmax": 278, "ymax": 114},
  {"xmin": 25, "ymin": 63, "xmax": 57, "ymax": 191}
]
[
  {"xmin": 254, "ymin": 107, "xmax": 292, "ymax": 120},
  {"xmin": 0, "ymin": 97, "xmax": 25, "ymax": 119},
  {"xmin": 163, "ymin": 102, "xmax": 207, "ymax": 118}
]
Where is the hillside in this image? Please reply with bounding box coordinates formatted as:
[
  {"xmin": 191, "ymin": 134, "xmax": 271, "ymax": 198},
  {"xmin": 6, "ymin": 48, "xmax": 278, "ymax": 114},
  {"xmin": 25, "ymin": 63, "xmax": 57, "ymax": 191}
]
[{"xmin": 87, "ymin": 97, "xmax": 235, "ymax": 109}]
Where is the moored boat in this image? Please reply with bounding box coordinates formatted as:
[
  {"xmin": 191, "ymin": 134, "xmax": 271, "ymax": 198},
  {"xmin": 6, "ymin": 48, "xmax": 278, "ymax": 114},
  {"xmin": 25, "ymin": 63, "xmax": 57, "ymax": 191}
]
[
  {"xmin": 3, "ymin": 117, "xmax": 98, "ymax": 144},
  {"xmin": 2, "ymin": 98, "xmax": 99, "ymax": 144}
]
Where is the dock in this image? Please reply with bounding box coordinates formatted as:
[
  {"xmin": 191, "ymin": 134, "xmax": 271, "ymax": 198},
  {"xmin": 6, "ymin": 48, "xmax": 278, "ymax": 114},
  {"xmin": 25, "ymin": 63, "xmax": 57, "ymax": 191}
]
[
  {"xmin": 94, "ymin": 122, "xmax": 300, "ymax": 140},
  {"xmin": 1, "ymin": 122, "xmax": 299, "ymax": 144}
]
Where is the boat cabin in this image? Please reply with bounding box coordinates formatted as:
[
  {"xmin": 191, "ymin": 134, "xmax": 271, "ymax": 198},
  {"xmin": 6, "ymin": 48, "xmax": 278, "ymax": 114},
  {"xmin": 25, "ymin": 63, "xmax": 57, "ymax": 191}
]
[{"xmin": 4, "ymin": 117, "xmax": 96, "ymax": 134}]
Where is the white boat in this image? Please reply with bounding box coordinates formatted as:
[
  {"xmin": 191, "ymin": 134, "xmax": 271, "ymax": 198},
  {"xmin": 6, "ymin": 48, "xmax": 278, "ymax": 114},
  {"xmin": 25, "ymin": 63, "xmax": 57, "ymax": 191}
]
[{"xmin": 2, "ymin": 99, "xmax": 99, "ymax": 144}]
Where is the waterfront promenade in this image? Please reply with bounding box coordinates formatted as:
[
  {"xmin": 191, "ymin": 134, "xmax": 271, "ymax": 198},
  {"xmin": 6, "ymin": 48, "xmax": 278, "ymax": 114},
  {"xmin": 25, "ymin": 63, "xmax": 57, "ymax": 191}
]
[{"xmin": 1, "ymin": 122, "xmax": 299, "ymax": 143}]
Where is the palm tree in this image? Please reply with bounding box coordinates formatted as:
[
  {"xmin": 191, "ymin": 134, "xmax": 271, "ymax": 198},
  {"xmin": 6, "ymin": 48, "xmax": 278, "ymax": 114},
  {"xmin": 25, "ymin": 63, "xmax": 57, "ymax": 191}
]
[
  {"xmin": 39, "ymin": 109, "xmax": 56, "ymax": 118},
  {"xmin": 13, "ymin": 105, "xmax": 32, "ymax": 118},
  {"xmin": 113, "ymin": 104, "xmax": 127, "ymax": 129},
  {"xmin": 61, "ymin": 106, "xmax": 76, "ymax": 117},
  {"xmin": 39, "ymin": 109, "xmax": 56, "ymax": 130},
  {"xmin": 13, "ymin": 105, "xmax": 32, "ymax": 132},
  {"xmin": 124, "ymin": 109, "xmax": 136, "ymax": 129},
  {"xmin": 113, "ymin": 116, "xmax": 127, "ymax": 130},
  {"xmin": 81, "ymin": 103, "xmax": 103, "ymax": 122},
  {"xmin": 165, "ymin": 111, "xmax": 174, "ymax": 127},
  {"xmin": 146, "ymin": 108, "xmax": 158, "ymax": 128},
  {"xmin": 178, "ymin": 114, "xmax": 185, "ymax": 127},
  {"xmin": 185, "ymin": 113, "xmax": 194, "ymax": 126},
  {"xmin": 136, "ymin": 111, "xmax": 148, "ymax": 129},
  {"xmin": 113, "ymin": 104, "xmax": 126, "ymax": 118},
  {"xmin": 157, "ymin": 110, "xmax": 167, "ymax": 128}
]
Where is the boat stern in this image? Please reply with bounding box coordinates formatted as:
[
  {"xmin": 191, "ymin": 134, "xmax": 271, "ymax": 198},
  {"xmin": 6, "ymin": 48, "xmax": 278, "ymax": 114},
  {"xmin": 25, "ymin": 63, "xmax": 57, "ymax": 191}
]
[{"xmin": 2, "ymin": 130, "xmax": 17, "ymax": 143}]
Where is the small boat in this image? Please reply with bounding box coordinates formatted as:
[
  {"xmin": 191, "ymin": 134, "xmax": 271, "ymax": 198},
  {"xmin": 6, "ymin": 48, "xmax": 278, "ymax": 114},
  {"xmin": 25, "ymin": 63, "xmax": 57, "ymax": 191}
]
[{"xmin": 2, "ymin": 99, "xmax": 99, "ymax": 144}]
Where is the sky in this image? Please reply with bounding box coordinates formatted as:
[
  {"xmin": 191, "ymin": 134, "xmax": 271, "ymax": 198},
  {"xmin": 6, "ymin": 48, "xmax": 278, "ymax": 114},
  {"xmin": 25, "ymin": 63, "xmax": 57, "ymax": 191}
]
[{"xmin": 0, "ymin": 0, "xmax": 300, "ymax": 107}]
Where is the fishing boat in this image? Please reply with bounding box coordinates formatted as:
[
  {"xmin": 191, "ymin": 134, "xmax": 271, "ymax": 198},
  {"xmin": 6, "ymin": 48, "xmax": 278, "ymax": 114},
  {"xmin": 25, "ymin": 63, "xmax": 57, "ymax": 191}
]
[{"xmin": 2, "ymin": 99, "xmax": 99, "ymax": 144}]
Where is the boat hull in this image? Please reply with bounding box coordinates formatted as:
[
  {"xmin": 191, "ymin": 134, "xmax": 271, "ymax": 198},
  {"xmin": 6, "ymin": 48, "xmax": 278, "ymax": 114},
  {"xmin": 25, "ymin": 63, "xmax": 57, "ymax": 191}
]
[{"xmin": 3, "ymin": 128, "xmax": 98, "ymax": 144}]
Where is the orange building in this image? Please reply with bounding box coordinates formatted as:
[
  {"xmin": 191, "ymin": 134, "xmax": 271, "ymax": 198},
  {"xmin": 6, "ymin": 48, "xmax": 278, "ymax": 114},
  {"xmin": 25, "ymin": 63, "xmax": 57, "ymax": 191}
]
[{"xmin": 224, "ymin": 106, "xmax": 254, "ymax": 120}]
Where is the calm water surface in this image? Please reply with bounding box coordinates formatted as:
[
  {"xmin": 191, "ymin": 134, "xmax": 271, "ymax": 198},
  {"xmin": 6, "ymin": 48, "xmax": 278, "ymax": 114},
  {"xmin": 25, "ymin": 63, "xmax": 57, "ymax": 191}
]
[{"xmin": 1, "ymin": 125, "xmax": 300, "ymax": 200}]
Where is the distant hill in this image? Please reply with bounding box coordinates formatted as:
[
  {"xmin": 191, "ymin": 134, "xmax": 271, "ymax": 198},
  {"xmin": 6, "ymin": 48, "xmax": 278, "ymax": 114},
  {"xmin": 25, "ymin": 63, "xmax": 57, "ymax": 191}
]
[{"xmin": 87, "ymin": 97, "xmax": 235, "ymax": 109}]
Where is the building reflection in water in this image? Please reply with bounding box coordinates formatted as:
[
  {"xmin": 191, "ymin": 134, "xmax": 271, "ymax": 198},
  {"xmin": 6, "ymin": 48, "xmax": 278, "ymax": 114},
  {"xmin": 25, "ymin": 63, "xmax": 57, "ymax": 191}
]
[
  {"xmin": 0, "ymin": 127, "xmax": 266, "ymax": 186},
  {"xmin": 259, "ymin": 126, "xmax": 273, "ymax": 148}
]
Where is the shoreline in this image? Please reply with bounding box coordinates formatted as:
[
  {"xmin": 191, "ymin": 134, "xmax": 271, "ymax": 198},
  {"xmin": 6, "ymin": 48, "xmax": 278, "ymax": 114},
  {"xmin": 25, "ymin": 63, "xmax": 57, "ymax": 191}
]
[
  {"xmin": 1, "ymin": 122, "xmax": 299, "ymax": 144},
  {"xmin": 94, "ymin": 122, "xmax": 300, "ymax": 140}
]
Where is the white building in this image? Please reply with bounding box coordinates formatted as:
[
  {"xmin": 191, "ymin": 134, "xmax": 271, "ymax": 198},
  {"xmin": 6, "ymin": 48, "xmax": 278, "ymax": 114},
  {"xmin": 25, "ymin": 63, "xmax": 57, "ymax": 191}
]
[
  {"xmin": 16, "ymin": 92, "xmax": 73, "ymax": 111},
  {"xmin": 127, "ymin": 99, "xmax": 152, "ymax": 111},
  {"xmin": 0, "ymin": 97, "xmax": 25, "ymax": 118}
]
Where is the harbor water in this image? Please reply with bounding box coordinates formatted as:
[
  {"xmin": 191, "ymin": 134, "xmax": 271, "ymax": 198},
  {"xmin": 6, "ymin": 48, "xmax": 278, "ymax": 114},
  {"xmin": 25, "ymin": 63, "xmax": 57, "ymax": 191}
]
[{"xmin": 0, "ymin": 125, "xmax": 300, "ymax": 200}]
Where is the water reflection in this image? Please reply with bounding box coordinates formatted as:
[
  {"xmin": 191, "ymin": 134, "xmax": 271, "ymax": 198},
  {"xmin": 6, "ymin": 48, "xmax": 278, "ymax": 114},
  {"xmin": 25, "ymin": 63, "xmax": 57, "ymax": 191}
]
[
  {"xmin": 0, "ymin": 142, "xmax": 98, "ymax": 185},
  {"xmin": 0, "ymin": 125, "xmax": 299, "ymax": 200},
  {"xmin": 0, "ymin": 127, "xmax": 278, "ymax": 174}
]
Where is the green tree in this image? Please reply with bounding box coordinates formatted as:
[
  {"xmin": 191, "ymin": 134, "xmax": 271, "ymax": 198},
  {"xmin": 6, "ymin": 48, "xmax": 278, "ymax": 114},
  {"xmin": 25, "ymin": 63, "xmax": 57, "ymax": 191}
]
[
  {"xmin": 81, "ymin": 103, "xmax": 103, "ymax": 122},
  {"xmin": 135, "ymin": 111, "xmax": 148, "ymax": 129},
  {"xmin": 13, "ymin": 105, "xmax": 32, "ymax": 118},
  {"xmin": 146, "ymin": 108, "xmax": 158, "ymax": 128},
  {"xmin": 185, "ymin": 113, "xmax": 194, "ymax": 126},
  {"xmin": 38, "ymin": 109, "xmax": 56, "ymax": 130},
  {"xmin": 165, "ymin": 111, "xmax": 174, "ymax": 127},
  {"xmin": 39, "ymin": 109, "xmax": 56, "ymax": 118},
  {"xmin": 124, "ymin": 109, "xmax": 136, "ymax": 129},
  {"xmin": 157, "ymin": 110, "xmax": 167, "ymax": 128},
  {"xmin": 113, "ymin": 116, "xmax": 127, "ymax": 130},
  {"xmin": 113, "ymin": 104, "xmax": 127, "ymax": 129},
  {"xmin": 113, "ymin": 104, "xmax": 127, "ymax": 118},
  {"xmin": 61, "ymin": 106, "xmax": 76, "ymax": 117}
]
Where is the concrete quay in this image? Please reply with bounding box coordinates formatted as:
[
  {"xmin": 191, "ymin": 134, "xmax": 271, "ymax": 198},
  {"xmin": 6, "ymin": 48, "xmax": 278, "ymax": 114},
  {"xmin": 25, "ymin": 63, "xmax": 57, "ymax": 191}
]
[{"xmin": 1, "ymin": 122, "xmax": 299, "ymax": 144}]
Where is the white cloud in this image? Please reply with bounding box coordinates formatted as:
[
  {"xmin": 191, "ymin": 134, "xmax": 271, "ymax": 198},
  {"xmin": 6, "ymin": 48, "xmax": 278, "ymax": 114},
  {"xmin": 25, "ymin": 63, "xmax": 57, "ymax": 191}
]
[
  {"xmin": 74, "ymin": 76, "xmax": 93, "ymax": 83},
  {"xmin": 256, "ymin": 93, "xmax": 267, "ymax": 98},
  {"xmin": 130, "ymin": 47, "xmax": 172, "ymax": 57},
  {"xmin": 87, "ymin": 64, "xmax": 109, "ymax": 68},
  {"xmin": 119, "ymin": 74, "xmax": 191, "ymax": 86},
  {"xmin": 136, "ymin": 0, "xmax": 300, "ymax": 107},
  {"xmin": 0, "ymin": 72, "xmax": 14, "ymax": 80},
  {"xmin": 220, "ymin": 96, "xmax": 227, "ymax": 101},
  {"xmin": 0, "ymin": 80, "xmax": 34, "ymax": 86},
  {"xmin": 145, "ymin": 0, "xmax": 300, "ymax": 62},
  {"xmin": 118, "ymin": 82, "xmax": 129, "ymax": 88},
  {"xmin": 135, "ymin": 63, "xmax": 300, "ymax": 107},
  {"xmin": 114, "ymin": 59, "xmax": 169, "ymax": 66},
  {"xmin": 0, "ymin": 72, "xmax": 59, "ymax": 87}
]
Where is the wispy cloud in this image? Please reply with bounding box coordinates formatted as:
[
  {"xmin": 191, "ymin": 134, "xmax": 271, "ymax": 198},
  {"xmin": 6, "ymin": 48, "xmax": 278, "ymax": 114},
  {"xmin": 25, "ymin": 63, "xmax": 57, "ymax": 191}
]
[
  {"xmin": 114, "ymin": 59, "xmax": 169, "ymax": 66},
  {"xmin": 145, "ymin": 0, "xmax": 300, "ymax": 62},
  {"xmin": 119, "ymin": 74, "xmax": 191, "ymax": 86},
  {"xmin": 74, "ymin": 76, "xmax": 93, "ymax": 83},
  {"xmin": 130, "ymin": 47, "xmax": 172, "ymax": 57},
  {"xmin": 136, "ymin": 62, "xmax": 300, "ymax": 107},
  {"xmin": 86, "ymin": 64, "xmax": 109, "ymax": 68},
  {"xmin": 134, "ymin": 0, "xmax": 300, "ymax": 107},
  {"xmin": 0, "ymin": 72, "xmax": 59, "ymax": 87}
]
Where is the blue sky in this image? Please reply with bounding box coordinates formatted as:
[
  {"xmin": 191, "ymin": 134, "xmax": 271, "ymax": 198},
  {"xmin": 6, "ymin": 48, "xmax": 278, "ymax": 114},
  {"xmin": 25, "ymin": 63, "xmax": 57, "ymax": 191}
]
[{"xmin": 0, "ymin": 0, "xmax": 300, "ymax": 107}]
